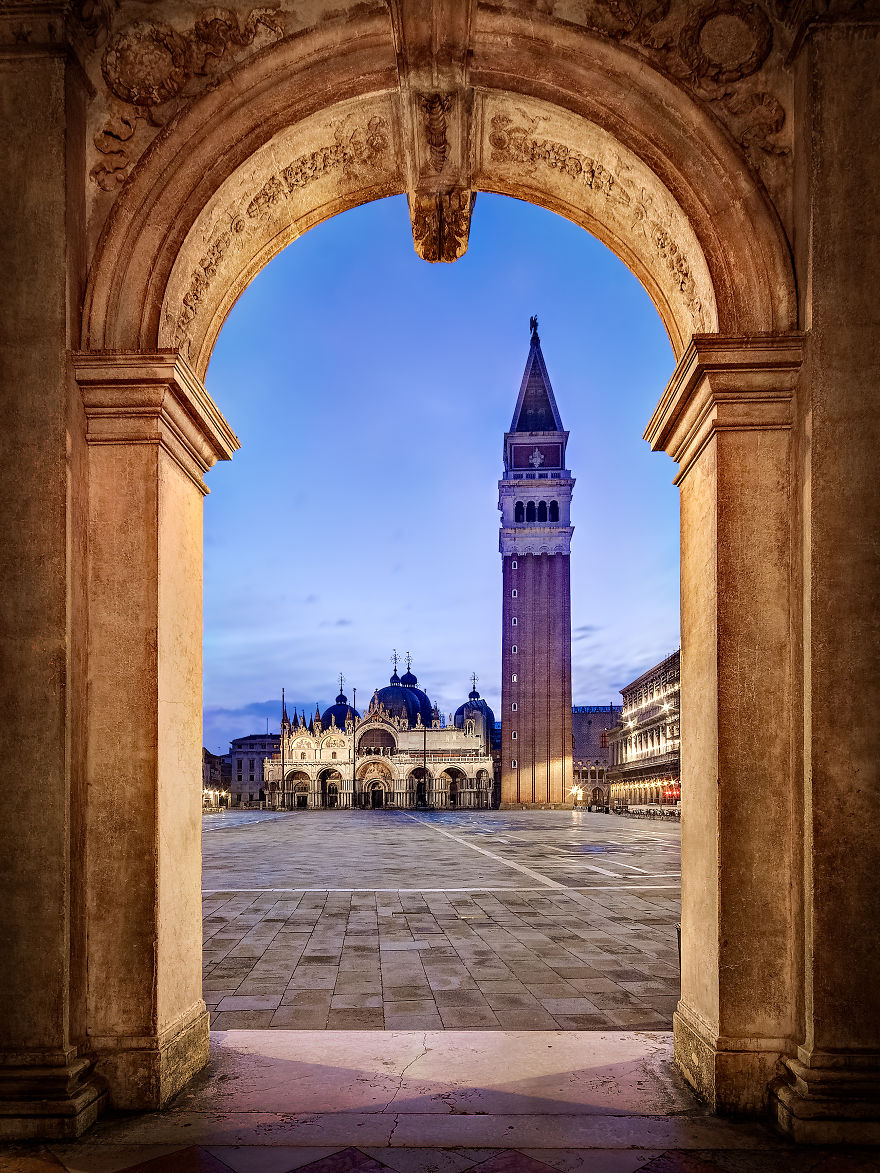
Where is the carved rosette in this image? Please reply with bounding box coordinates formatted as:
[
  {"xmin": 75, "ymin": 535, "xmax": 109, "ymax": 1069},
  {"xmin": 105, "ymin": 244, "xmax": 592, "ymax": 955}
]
[
  {"xmin": 498, "ymin": 0, "xmax": 792, "ymax": 192},
  {"xmin": 89, "ymin": 8, "xmax": 286, "ymax": 189}
]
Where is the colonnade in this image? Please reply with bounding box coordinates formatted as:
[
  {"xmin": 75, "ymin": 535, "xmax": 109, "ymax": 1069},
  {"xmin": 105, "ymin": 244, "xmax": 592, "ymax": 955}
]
[{"xmin": 271, "ymin": 768, "xmax": 495, "ymax": 810}]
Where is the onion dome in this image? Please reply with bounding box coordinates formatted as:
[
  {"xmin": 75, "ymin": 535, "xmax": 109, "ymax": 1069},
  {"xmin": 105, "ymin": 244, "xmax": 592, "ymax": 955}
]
[
  {"xmin": 321, "ymin": 690, "xmax": 359, "ymax": 730},
  {"xmin": 400, "ymin": 668, "xmax": 418, "ymax": 687},
  {"xmin": 369, "ymin": 669, "xmax": 434, "ymax": 728},
  {"xmin": 455, "ymin": 684, "xmax": 496, "ymax": 731}
]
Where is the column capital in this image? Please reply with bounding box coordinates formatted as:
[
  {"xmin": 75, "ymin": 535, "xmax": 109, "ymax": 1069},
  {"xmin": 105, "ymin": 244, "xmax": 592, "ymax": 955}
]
[
  {"xmin": 645, "ymin": 333, "xmax": 804, "ymax": 483},
  {"xmin": 74, "ymin": 350, "xmax": 239, "ymax": 494}
]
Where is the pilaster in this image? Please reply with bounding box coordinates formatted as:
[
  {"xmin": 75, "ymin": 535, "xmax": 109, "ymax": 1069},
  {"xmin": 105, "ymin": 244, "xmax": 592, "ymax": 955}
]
[
  {"xmin": 767, "ymin": 18, "xmax": 880, "ymax": 1143},
  {"xmin": 646, "ymin": 333, "xmax": 803, "ymax": 1116},
  {"xmin": 75, "ymin": 351, "xmax": 238, "ymax": 1109},
  {"xmin": 0, "ymin": 25, "xmax": 104, "ymax": 1140}
]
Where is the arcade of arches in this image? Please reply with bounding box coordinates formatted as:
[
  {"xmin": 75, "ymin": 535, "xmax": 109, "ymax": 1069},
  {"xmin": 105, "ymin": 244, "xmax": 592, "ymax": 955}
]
[{"xmin": 1, "ymin": 0, "xmax": 878, "ymax": 1147}]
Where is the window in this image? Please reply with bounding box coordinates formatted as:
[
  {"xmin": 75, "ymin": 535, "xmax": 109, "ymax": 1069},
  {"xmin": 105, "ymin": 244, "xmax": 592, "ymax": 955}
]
[
  {"xmin": 511, "ymin": 759, "xmax": 517, "ymax": 769},
  {"xmin": 511, "ymin": 703, "xmax": 518, "ymax": 711},
  {"xmin": 512, "ymin": 645, "xmax": 517, "ymax": 654},
  {"xmin": 511, "ymin": 673, "xmax": 517, "ymax": 682},
  {"xmin": 526, "ymin": 501, "xmax": 536, "ymax": 522},
  {"xmin": 511, "ymin": 589, "xmax": 517, "ymax": 598},
  {"xmin": 514, "ymin": 501, "xmax": 524, "ymax": 523},
  {"xmin": 511, "ymin": 731, "xmax": 517, "ymax": 739},
  {"xmin": 249, "ymin": 758, "xmax": 255, "ymax": 770},
  {"xmin": 600, "ymin": 729, "xmax": 609, "ymax": 748},
  {"xmin": 331, "ymin": 752, "xmax": 337, "ymax": 759},
  {"xmin": 537, "ymin": 501, "xmax": 547, "ymax": 522},
  {"xmin": 512, "ymin": 617, "xmax": 517, "ymax": 626},
  {"xmin": 300, "ymin": 752, "xmax": 306, "ymax": 760},
  {"xmin": 511, "ymin": 560, "xmax": 517, "ymax": 569},
  {"xmin": 549, "ymin": 500, "xmax": 559, "ymax": 522}
]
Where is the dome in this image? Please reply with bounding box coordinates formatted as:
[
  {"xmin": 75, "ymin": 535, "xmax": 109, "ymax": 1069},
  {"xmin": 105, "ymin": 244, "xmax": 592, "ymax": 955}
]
[
  {"xmin": 454, "ymin": 687, "xmax": 496, "ymax": 731},
  {"xmin": 400, "ymin": 669, "xmax": 418, "ymax": 687},
  {"xmin": 321, "ymin": 691, "xmax": 359, "ymax": 729},
  {"xmin": 369, "ymin": 671, "xmax": 434, "ymax": 728}
]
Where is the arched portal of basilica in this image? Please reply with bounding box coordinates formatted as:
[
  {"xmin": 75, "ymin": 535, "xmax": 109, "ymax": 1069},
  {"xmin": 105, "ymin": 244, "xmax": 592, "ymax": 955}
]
[{"xmin": 1, "ymin": 0, "xmax": 878, "ymax": 1147}]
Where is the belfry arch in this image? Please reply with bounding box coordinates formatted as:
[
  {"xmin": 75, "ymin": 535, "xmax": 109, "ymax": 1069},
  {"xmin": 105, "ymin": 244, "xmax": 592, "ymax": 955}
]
[{"xmin": 2, "ymin": 0, "xmax": 878, "ymax": 1149}]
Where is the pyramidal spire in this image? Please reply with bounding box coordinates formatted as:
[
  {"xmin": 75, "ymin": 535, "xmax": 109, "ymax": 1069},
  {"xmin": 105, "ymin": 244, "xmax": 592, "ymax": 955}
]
[{"xmin": 510, "ymin": 315, "xmax": 564, "ymax": 433}]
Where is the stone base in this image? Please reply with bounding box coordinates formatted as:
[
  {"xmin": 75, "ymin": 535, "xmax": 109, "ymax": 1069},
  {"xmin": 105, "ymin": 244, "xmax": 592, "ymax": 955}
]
[
  {"xmin": 672, "ymin": 1005, "xmax": 782, "ymax": 1117},
  {"xmin": 768, "ymin": 1054, "xmax": 880, "ymax": 1144},
  {"xmin": 0, "ymin": 1052, "xmax": 107, "ymax": 1140},
  {"xmin": 91, "ymin": 1003, "xmax": 210, "ymax": 1110}
]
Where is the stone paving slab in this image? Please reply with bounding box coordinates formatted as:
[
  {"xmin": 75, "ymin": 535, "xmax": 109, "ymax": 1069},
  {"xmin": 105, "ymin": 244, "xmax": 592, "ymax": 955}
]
[
  {"xmin": 202, "ymin": 812, "xmax": 681, "ymax": 1030},
  {"xmin": 19, "ymin": 1030, "xmax": 874, "ymax": 1171}
]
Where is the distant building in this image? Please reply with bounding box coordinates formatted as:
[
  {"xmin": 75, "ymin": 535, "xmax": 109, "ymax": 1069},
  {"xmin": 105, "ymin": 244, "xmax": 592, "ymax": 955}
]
[
  {"xmin": 202, "ymin": 748, "xmax": 225, "ymax": 804},
  {"xmin": 607, "ymin": 650, "xmax": 680, "ymax": 809},
  {"xmin": 571, "ymin": 704, "xmax": 622, "ymax": 808},
  {"xmin": 228, "ymin": 733, "xmax": 281, "ymax": 806},
  {"xmin": 261, "ymin": 663, "xmax": 496, "ymax": 810}
]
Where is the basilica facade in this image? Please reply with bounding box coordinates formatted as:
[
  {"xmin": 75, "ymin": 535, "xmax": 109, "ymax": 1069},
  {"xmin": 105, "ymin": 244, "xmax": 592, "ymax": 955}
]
[{"xmin": 262, "ymin": 664, "xmax": 495, "ymax": 811}]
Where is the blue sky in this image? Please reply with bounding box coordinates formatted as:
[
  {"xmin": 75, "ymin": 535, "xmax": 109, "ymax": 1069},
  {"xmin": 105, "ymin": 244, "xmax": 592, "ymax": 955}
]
[{"xmin": 202, "ymin": 194, "xmax": 679, "ymax": 753}]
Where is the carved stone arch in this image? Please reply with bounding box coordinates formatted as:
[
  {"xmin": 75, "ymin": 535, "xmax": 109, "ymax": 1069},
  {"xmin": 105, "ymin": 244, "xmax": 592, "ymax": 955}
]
[
  {"xmin": 82, "ymin": 9, "xmax": 796, "ymax": 377},
  {"xmin": 357, "ymin": 757, "xmax": 392, "ymax": 779}
]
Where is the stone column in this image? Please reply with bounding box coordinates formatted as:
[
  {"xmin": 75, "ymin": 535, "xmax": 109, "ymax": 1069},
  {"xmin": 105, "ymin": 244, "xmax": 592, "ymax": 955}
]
[
  {"xmin": 646, "ymin": 334, "xmax": 802, "ymax": 1115},
  {"xmin": 75, "ymin": 352, "xmax": 237, "ymax": 1109}
]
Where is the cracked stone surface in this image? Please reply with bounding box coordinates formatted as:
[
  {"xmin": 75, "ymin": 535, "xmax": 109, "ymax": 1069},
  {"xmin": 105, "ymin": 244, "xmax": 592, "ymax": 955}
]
[{"xmin": 19, "ymin": 1030, "xmax": 875, "ymax": 1170}]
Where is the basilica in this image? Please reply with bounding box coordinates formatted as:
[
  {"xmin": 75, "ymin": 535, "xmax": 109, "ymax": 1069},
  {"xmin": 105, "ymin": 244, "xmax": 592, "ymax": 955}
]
[{"xmin": 262, "ymin": 660, "xmax": 496, "ymax": 810}]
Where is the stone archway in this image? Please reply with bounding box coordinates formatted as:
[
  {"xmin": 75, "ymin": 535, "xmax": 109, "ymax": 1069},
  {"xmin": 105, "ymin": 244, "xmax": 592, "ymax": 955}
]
[
  {"xmin": 286, "ymin": 771, "xmax": 311, "ymax": 810},
  {"xmin": 3, "ymin": 0, "xmax": 878, "ymax": 1147}
]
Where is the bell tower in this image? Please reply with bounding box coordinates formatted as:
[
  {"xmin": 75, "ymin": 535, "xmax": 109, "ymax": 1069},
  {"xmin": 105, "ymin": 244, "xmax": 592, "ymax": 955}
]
[{"xmin": 499, "ymin": 318, "xmax": 574, "ymax": 807}]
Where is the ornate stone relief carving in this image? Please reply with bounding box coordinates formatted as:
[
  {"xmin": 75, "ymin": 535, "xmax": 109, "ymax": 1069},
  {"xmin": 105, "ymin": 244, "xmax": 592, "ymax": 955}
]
[
  {"xmin": 162, "ymin": 109, "xmax": 393, "ymax": 358},
  {"xmin": 418, "ymin": 92, "xmax": 455, "ymax": 172},
  {"xmin": 502, "ymin": 0, "xmax": 793, "ymax": 189},
  {"xmin": 410, "ymin": 188, "xmax": 475, "ymax": 263},
  {"xmin": 90, "ymin": 7, "xmax": 286, "ymax": 188},
  {"xmin": 486, "ymin": 109, "xmax": 711, "ymax": 330}
]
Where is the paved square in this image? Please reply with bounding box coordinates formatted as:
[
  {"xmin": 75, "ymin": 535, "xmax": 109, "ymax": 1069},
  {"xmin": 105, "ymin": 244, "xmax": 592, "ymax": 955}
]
[{"xmin": 202, "ymin": 810, "xmax": 681, "ymax": 1030}]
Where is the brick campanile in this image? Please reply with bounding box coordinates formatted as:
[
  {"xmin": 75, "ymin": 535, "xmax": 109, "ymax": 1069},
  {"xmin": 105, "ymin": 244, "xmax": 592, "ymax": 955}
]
[{"xmin": 499, "ymin": 319, "xmax": 574, "ymax": 807}]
